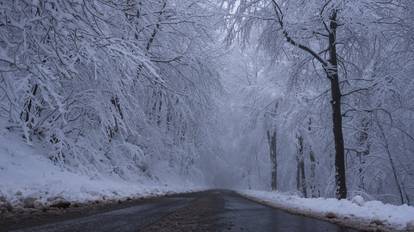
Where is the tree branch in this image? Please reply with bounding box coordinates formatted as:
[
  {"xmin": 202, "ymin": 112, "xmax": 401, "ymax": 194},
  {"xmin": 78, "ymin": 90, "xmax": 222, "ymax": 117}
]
[{"xmin": 271, "ymin": 0, "xmax": 328, "ymax": 67}]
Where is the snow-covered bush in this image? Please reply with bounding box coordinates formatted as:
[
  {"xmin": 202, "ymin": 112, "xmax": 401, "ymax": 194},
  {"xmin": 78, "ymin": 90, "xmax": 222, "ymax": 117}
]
[{"xmin": 0, "ymin": 0, "xmax": 221, "ymax": 183}]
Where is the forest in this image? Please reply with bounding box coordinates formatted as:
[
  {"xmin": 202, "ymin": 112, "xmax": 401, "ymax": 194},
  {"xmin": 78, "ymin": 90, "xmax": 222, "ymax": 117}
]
[{"xmin": 0, "ymin": 0, "xmax": 413, "ymax": 211}]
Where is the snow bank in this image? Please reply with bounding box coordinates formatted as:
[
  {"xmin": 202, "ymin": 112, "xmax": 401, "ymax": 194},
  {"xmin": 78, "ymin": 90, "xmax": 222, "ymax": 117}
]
[
  {"xmin": 0, "ymin": 130, "xmax": 206, "ymax": 212},
  {"xmin": 238, "ymin": 190, "xmax": 414, "ymax": 232}
]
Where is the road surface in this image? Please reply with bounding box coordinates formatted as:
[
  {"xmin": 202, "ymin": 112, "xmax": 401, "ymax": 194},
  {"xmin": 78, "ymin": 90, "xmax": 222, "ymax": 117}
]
[{"xmin": 2, "ymin": 190, "xmax": 359, "ymax": 232}]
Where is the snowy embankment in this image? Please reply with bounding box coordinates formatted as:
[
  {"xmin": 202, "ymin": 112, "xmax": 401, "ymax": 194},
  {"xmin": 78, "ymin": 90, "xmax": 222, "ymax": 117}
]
[
  {"xmin": 239, "ymin": 190, "xmax": 414, "ymax": 232},
  {"xmin": 0, "ymin": 131, "xmax": 206, "ymax": 216}
]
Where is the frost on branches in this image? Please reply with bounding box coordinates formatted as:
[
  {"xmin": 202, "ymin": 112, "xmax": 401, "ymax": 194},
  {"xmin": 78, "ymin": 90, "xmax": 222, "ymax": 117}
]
[{"xmin": 0, "ymin": 0, "xmax": 221, "ymax": 187}]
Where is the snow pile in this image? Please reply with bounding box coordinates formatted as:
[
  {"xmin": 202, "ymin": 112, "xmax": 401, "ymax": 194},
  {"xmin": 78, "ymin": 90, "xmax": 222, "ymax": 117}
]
[
  {"xmin": 0, "ymin": 130, "xmax": 205, "ymax": 212},
  {"xmin": 239, "ymin": 190, "xmax": 414, "ymax": 231}
]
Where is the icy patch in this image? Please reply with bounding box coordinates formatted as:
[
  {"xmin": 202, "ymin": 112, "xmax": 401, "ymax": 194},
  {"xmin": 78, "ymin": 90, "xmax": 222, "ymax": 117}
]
[{"xmin": 238, "ymin": 190, "xmax": 414, "ymax": 231}]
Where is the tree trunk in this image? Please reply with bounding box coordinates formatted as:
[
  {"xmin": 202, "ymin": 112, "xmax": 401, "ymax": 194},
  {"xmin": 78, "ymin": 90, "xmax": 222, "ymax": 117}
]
[
  {"xmin": 267, "ymin": 130, "xmax": 277, "ymax": 191},
  {"xmin": 296, "ymin": 135, "xmax": 307, "ymax": 197},
  {"xmin": 327, "ymin": 10, "xmax": 347, "ymax": 199},
  {"xmin": 299, "ymin": 157, "xmax": 307, "ymax": 197},
  {"xmin": 309, "ymin": 150, "xmax": 318, "ymax": 197},
  {"xmin": 376, "ymin": 115, "xmax": 406, "ymax": 204},
  {"xmin": 356, "ymin": 118, "xmax": 370, "ymax": 191},
  {"xmin": 308, "ymin": 118, "xmax": 318, "ymax": 197},
  {"xmin": 21, "ymin": 84, "xmax": 39, "ymax": 124},
  {"xmin": 270, "ymin": 2, "xmax": 348, "ymax": 199}
]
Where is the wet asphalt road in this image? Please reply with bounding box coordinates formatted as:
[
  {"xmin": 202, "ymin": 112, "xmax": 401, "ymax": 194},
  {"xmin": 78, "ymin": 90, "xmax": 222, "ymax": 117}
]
[{"xmin": 3, "ymin": 190, "xmax": 358, "ymax": 232}]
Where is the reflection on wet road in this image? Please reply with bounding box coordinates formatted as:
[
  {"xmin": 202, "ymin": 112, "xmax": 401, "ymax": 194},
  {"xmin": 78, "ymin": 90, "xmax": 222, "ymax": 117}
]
[{"xmin": 216, "ymin": 191, "xmax": 356, "ymax": 232}]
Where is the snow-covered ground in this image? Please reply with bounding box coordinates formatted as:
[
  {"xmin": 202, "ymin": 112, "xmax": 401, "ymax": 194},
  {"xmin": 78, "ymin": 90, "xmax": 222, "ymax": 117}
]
[
  {"xmin": 239, "ymin": 190, "xmax": 414, "ymax": 232},
  {"xmin": 0, "ymin": 130, "xmax": 206, "ymax": 213}
]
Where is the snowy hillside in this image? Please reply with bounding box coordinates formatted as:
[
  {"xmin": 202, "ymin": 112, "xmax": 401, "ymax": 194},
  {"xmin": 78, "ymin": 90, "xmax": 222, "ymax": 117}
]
[
  {"xmin": 0, "ymin": 129, "xmax": 206, "ymax": 209},
  {"xmin": 0, "ymin": 0, "xmax": 220, "ymax": 212}
]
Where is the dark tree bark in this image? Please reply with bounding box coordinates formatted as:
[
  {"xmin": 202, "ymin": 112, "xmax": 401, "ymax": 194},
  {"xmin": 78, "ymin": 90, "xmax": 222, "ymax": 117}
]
[
  {"xmin": 308, "ymin": 118, "xmax": 319, "ymax": 197},
  {"xmin": 327, "ymin": 10, "xmax": 347, "ymax": 199},
  {"xmin": 309, "ymin": 150, "xmax": 318, "ymax": 197},
  {"xmin": 356, "ymin": 119, "xmax": 370, "ymax": 191},
  {"xmin": 296, "ymin": 135, "xmax": 307, "ymax": 197},
  {"xmin": 267, "ymin": 130, "xmax": 277, "ymax": 191}
]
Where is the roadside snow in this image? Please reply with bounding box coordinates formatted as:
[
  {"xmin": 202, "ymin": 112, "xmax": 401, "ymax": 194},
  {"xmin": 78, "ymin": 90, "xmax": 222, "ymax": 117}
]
[
  {"xmin": 0, "ymin": 130, "xmax": 205, "ymax": 211},
  {"xmin": 239, "ymin": 190, "xmax": 414, "ymax": 232}
]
